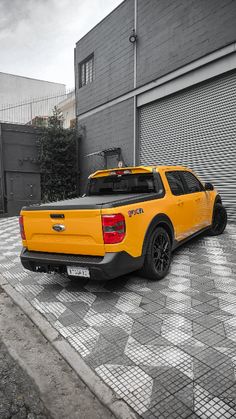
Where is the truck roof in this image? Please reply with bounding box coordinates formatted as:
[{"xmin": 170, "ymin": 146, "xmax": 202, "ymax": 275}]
[{"xmin": 90, "ymin": 165, "xmax": 189, "ymax": 178}]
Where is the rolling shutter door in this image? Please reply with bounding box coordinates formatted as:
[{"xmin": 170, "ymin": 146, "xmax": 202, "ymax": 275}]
[{"xmin": 139, "ymin": 71, "xmax": 236, "ymax": 222}]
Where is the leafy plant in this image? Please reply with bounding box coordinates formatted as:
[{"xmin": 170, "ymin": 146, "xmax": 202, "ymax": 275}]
[{"xmin": 37, "ymin": 106, "xmax": 80, "ymax": 203}]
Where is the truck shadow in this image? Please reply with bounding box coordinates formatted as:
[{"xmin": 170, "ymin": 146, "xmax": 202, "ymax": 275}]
[{"xmin": 57, "ymin": 229, "xmax": 222, "ymax": 295}]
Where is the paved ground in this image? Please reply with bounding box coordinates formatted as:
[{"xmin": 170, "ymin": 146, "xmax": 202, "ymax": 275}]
[
  {"xmin": 0, "ymin": 336, "xmax": 49, "ymax": 419},
  {"xmin": 0, "ymin": 217, "xmax": 236, "ymax": 418}
]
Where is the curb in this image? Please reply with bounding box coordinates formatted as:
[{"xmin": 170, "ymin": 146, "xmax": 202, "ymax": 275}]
[{"xmin": 0, "ymin": 278, "xmax": 137, "ymax": 419}]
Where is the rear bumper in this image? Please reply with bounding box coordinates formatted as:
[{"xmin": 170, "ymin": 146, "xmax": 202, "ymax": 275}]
[{"xmin": 20, "ymin": 247, "xmax": 144, "ymax": 281}]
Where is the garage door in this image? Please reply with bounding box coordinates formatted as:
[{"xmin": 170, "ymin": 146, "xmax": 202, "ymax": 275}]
[{"xmin": 139, "ymin": 71, "xmax": 236, "ymax": 222}]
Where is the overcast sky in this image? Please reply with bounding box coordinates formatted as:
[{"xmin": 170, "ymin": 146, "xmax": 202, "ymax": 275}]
[{"xmin": 0, "ymin": 0, "xmax": 123, "ymax": 89}]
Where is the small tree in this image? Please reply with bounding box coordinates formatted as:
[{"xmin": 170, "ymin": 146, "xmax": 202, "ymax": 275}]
[{"xmin": 37, "ymin": 106, "xmax": 79, "ymax": 202}]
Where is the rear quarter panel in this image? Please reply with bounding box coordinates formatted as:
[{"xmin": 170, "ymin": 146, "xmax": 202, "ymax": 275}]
[{"xmin": 102, "ymin": 194, "xmax": 175, "ymax": 257}]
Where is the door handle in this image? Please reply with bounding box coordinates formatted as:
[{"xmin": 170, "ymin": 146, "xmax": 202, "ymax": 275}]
[
  {"xmin": 177, "ymin": 200, "xmax": 184, "ymax": 207},
  {"xmin": 195, "ymin": 198, "xmax": 201, "ymax": 202}
]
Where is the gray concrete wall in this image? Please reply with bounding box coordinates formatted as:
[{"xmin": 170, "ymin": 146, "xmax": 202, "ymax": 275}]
[
  {"xmin": 137, "ymin": 0, "xmax": 236, "ymax": 87},
  {"xmin": 75, "ymin": 0, "xmax": 134, "ymax": 116},
  {"xmin": 0, "ymin": 73, "xmax": 66, "ymax": 124},
  {"xmin": 75, "ymin": 0, "xmax": 236, "ymax": 109},
  {"xmin": 78, "ymin": 98, "xmax": 134, "ymax": 193},
  {"xmin": 75, "ymin": 0, "xmax": 236, "ymax": 180},
  {"xmin": 0, "ymin": 73, "xmax": 65, "ymax": 106}
]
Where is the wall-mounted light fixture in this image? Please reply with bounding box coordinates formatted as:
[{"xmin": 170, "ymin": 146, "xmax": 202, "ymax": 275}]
[{"xmin": 129, "ymin": 29, "xmax": 137, "ymax": 44}]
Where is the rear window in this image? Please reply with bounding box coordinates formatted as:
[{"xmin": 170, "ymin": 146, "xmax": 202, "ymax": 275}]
[{"xmin": 88, "ymin": 173, "xmax": 156, "ymax": 195}]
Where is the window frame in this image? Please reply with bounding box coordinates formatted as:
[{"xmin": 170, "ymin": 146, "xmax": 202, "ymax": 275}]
[
  {"xmin": 79, "ymin": 53, "xmax": 94, "ymax": 88},
  {"xmin": 86, "ymin": 173, "xmax": 165, "ymax": 198},
  {"xmin": 165, "ymin": 171, "xmax": 186, "ymax": 196},
  {"xmin": 179, "ymin": 171, "xmax": 205, "ymax": 194}
]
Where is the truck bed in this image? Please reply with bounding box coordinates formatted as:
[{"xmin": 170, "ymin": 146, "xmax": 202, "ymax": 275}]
[{"xmin": 22, "ymin": 193, "xmax": 159, "ymax": 211}]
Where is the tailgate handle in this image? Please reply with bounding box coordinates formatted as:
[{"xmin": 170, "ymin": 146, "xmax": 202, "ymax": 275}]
[{"xmin": 50, "ymin": 214, "xmax": 65, "ymax": 219}]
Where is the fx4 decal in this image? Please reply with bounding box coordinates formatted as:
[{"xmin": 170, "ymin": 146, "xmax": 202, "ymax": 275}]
[{"xmin": 128, "ymin": 208, "xmax": 144, "ymax": 217}]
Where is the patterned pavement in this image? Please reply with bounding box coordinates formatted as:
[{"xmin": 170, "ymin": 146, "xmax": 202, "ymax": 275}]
[{"xmin": 0, "ymin": 216, "xmax": 236, "ymax": 418}]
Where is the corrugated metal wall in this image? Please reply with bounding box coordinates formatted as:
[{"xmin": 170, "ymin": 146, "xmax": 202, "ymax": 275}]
[{"xmin": 139, "ymin": 71, "xmax": 236, "ymax": 222}]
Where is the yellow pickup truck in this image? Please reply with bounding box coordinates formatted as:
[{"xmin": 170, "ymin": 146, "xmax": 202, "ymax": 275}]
[{"xmin": 19, "ymin": 165, "xmax": 227, "ymax": 281}]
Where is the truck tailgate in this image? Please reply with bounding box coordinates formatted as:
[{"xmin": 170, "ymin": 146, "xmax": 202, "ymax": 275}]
[{"xmin": 23, "ymin": 209, "xmax": 105, "ymax": 256}]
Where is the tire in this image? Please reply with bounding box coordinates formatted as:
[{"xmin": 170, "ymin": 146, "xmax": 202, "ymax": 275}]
[
  {"xmin": 208, "ymin": 203, "xmax": 227, "ymax": 236},
  {"xmin": 141, "ymin": 227, "xmax": 172, "ymax": 280}
]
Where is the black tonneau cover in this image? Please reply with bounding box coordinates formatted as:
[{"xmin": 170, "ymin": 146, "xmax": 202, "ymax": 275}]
[{"xmin": 22, "ymin": 193, "xmax": 161, "ymax": 211}]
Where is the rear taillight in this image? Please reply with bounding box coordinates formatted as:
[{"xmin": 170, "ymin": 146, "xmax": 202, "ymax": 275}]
[
  {"xmin": 102, "ymin": 213, "xmax": 126, "ymax": 244},
  {"xmin": 19, "ymin": 215, "xmax": 26, "ymax": 240}
]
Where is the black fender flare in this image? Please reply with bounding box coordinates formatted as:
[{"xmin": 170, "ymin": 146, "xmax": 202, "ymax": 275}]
[
  {"xmin": 214, "ymin": 194, "xmax": 222, "ymax": 205},
  {"xmin": 211, "ymin": 194, "xmax": 223, "ymax": 224},
  {"xmin": 142, "ymin": 213, "xmax": 175, "ymax": 256}
]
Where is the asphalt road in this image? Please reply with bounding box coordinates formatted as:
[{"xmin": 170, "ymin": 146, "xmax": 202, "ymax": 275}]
[
  {"xmin": 0, "ymin": 287, "xmax": 50, "ymax": 419},
  {"xmin": 0, "ymin": 339, "xmax": 49, "ymax": 419}
]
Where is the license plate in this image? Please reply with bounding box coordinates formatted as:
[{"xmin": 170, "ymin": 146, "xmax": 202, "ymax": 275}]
[{"xmin": 67, "ymin": 266, "xmax": 90, "ymax": 278}]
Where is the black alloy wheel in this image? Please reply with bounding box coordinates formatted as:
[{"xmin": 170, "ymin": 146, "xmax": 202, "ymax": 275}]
[
  {"xmin": 141, "ymin": 227, "xmax": 172, "ymax": 280},
  {"xmin": 152, "ymin": 231, "xmax": 170, "ymax": 273},
  {"xmin": 208, "ymin": 203, "xmax": 227, "ymax": 236}
]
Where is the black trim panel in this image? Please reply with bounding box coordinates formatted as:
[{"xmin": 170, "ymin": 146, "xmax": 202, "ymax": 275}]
[
  {"xmin": 50, "ymin": 214, "xmax": 65, "ymax": 219},
  {"xmin": 20, "ymin": 248, "xmax": 144, "ymax": 281},
  {"xmin": 142, "ymin": 213, "xmax": 175, "ymax": 255},
  {"xmin": 172, "ymin": 226, "xmax": 210, "ymax": 250},
  {"xmin": 21, "ymin": 192, "xmax": 164, "ymax": 211},
  {"xmin": 22, "ymin": 250, "xmax": 103, "ymax": 264},
  {"xmin": 214, "ymin": 194, "xmax": 222, "ymax": 205},
  {"xmin": 102, "ymin": 193, "xmax": 164, "ymax": 208}
]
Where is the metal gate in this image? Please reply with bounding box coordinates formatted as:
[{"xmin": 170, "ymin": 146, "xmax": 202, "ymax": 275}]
[
  {"xmin": 0, "ymin": 123, "xmax": 41, "ymax": 216},
  {"xmin": 139, "ymin": 71, "xmax": 236, "ymax": 222}
]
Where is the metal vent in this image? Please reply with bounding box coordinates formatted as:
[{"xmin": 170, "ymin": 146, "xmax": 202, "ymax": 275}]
[{"xmin": 139, "ymin": 71, "xmax": 236, "ymax": 222}]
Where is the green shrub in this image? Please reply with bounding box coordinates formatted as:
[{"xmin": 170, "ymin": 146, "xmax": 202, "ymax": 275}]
[{"xmin": 37, "ymin": 107, "xmax": 79, "ymax": 203}]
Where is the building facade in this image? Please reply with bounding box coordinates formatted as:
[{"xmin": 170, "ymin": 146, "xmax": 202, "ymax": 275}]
[
  {"xmin": 57, "ymin": 90, "xmax": 76, "ymax": 128},
  {"xmin": 75, "ymin": 0, "xmax": 236, "ymax": 221},
  {"xmin": 0, "ymin": 72, "xmax": 66, "ymax": 125}
]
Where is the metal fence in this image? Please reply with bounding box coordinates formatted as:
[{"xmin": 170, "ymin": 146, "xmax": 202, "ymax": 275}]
[{"xmin": 0, "ymin": 89, "xmax": 74, "ymax": 126}]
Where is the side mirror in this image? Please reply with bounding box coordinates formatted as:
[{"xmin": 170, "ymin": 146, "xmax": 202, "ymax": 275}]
[{"xmin": 205, "ymin": 182, "xmax": 214, "ymax": 191}]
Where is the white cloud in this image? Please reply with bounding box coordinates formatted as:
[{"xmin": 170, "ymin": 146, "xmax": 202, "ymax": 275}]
[{"xmin": 0, "ymin": 0, "xmax": 123, "ymax": 88}]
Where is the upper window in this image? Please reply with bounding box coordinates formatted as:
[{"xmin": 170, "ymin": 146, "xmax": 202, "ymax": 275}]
[
  {"xmin": 181, "ymin": 171, "xmax": 204, "ymax": 193},
  {"xmin": 166, "ymin": 171, "xmax": 186, "ymax": 196},
  {"xmin": 88, "ymin": 173, "xmax": 157, "ymax": 196},
  {"xmin": 79, "ymin": 54, "xmax": 94, "ymax": 88}
]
